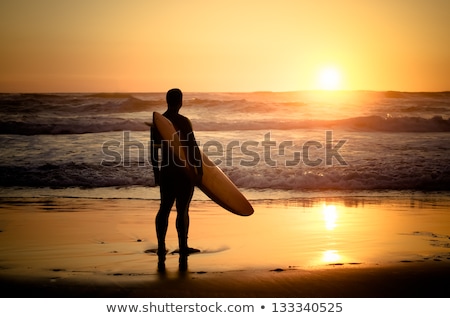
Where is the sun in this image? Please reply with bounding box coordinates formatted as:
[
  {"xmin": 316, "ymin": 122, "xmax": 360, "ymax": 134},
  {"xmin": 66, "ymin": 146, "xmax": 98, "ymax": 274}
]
[{"xmin": 317, "ymin": 67, "xmax": 342, "ymax": 90}]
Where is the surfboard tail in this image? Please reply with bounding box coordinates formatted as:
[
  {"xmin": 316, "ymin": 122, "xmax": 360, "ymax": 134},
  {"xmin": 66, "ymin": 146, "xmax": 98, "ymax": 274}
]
[{"xmin": 198, "ymin": 184, "xmax": 254, "ymax": 216}]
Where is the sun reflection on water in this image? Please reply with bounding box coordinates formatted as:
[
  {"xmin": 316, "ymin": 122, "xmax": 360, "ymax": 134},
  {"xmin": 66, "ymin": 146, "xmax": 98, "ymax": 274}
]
[
  {"xmin": 320, "ymin": 205, "xmax": 342, "ymax": 264},
  {"xmin": 322, "ymin": 250, "xmax": 341, "ymax": 263},
  {"xmin": 322, "ymin": 204, "xmax": 337, "ymax": 230}
]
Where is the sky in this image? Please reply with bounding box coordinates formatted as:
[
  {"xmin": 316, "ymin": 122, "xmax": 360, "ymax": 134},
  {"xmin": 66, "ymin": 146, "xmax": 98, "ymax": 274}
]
[{"xmin": 0, "ymin": 0, "xmax": 449, "ymax": 92}]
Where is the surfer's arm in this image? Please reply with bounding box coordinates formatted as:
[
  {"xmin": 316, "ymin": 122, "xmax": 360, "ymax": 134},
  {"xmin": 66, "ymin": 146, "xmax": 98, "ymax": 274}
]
[
  {"xmin": 150, "ymin": 127, "xmax": 161, "ymax": 186},
  {"xmin": 194, "ymin": 145, "xmax": 203, "ymax": 182},
  {"xmin": 184, "ymin": 119, "xmax": 203, "ymax": 182},
  {"xmin": 151, "ymin": 145, "xmax": 161, "ymax": 185}
]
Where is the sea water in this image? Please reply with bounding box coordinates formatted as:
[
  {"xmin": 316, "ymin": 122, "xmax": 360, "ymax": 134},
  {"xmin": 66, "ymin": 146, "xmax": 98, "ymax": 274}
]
[{"xmin": 0, "ymin": 91, "xmax": 449, "ymax": 201}]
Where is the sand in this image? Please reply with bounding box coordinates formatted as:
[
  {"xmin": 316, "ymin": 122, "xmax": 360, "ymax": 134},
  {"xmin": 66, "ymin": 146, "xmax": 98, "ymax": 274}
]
[{"xmin": 1, "ymin": 193, "xmax": 450, "ymax": 298}]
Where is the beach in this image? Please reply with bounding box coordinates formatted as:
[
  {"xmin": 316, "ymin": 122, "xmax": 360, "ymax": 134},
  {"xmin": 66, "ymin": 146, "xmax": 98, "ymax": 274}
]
[{"xmin": 1, "ymin": 191, "xmax": 449, "ymax": 298}]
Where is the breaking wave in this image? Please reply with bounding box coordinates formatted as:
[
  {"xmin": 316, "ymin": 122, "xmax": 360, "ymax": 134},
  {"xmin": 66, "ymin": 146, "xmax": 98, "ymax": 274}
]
[
  {"xmin": 1, "ymin": 115, "xmax": 449, "ymax": 135},
  {"xmin": 0, "ymin": 160, "xmax": 449, "ymax": 191}
]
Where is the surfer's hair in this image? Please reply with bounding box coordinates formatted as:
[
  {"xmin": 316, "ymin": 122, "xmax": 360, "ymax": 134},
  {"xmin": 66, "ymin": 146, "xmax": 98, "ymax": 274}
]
[{"xmin": 166, "ymin": 88, "xmax": 183, "ymax": 109}]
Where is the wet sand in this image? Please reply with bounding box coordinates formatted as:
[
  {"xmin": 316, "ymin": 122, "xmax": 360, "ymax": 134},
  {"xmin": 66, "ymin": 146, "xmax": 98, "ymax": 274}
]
[{"xmin": 0, "ymin": 194, "xmax": 449, "ymax": 297}]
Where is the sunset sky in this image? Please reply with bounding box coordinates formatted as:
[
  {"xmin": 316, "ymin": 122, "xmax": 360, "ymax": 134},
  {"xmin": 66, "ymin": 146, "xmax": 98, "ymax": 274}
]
[{"xmin": 1, "ymin": 0, "xmax": 449, "ymax": 92}]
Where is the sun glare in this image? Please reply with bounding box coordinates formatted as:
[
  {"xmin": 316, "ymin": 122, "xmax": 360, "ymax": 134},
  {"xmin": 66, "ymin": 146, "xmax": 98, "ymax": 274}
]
[
  {"xmin": 322, "ymin": 250, "xmax": 341, "ymax": 263},
  {"xmin": 322, "ymin": 204, "xmax": 338, "ymax": 230},
  {"xmin": 317, "ymin": 67, "xmax": 342, "ymax": 90}
]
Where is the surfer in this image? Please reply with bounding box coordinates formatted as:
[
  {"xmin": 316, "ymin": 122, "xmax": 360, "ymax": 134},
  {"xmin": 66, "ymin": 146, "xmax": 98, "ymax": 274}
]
[{"xmin": 150, "ymin": 88, "xmax": 203, "ymax": 271}]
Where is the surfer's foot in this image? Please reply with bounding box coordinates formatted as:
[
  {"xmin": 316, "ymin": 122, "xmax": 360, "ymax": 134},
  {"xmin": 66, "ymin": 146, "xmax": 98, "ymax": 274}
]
[
  {"xmin": 144, "ymin": 248, "xmax": 168, "ymax": 255},
  {"xmin": 157, "ymin": 246, "xmax": 168, "ymax": 256},
  {"xmin": 184, "ymin": 247, "xmax": 201, "ymax": 255},
  {"xmin": 173, "ymin": 247, "xmax": 201, "ymax": 256}
]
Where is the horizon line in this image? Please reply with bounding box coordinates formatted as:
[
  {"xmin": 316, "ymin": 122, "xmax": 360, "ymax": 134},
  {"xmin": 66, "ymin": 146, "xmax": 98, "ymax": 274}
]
[{"xmin": 1, "ymin": 89, "xmax": 450, "ymax": 95}]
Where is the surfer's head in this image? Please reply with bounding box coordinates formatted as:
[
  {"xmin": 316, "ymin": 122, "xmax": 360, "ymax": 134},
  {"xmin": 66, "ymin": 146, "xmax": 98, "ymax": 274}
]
[{"xmin": 166, "ymin": 88, "xmax": 183, "ymax": 111}]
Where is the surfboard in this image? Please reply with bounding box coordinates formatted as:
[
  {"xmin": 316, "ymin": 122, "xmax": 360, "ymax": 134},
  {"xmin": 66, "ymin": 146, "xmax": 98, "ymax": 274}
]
[{"xmin": 152, "ymin": 112, "xmax": 254, "ymax": 216}]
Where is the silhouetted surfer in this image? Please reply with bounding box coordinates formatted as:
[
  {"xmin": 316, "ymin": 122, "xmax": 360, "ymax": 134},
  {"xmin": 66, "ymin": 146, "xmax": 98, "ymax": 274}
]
[{"xmin": 150, "ymin": 88, "xmax": 203, "ymax": 271}]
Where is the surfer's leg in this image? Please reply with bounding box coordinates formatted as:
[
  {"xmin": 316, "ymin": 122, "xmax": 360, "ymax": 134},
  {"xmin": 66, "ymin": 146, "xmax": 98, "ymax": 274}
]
[
  {"xmin": 175, "ymin": 184, "xmax": 194, "ymax": 254},
  {"xmin": 156, "ymin": 184, "xmax": 176, "ymax": 255}
]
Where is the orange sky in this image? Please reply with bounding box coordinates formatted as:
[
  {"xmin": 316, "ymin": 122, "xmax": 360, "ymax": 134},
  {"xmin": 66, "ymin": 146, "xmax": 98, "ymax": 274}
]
[{"xmin": 0, "ymin": 0, "xmax": 449, "ymax": 92}]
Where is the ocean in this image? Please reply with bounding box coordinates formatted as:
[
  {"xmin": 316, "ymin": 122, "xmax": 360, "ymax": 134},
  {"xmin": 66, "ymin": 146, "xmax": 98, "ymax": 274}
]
[{"xmin": 0, "ymin": 91, "xmax": 449, "ymax": 201}]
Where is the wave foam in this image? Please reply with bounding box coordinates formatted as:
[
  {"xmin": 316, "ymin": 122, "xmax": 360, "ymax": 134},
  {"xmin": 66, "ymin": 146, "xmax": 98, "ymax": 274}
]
[{"xmin": 1, "ymin": 162, "xmax": 449, "ymax": 191}]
